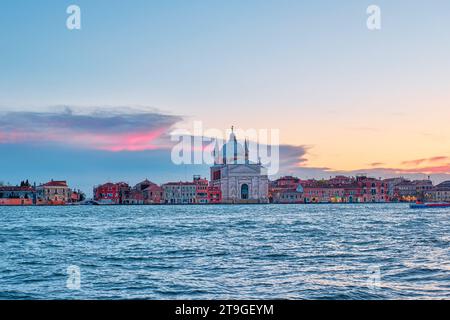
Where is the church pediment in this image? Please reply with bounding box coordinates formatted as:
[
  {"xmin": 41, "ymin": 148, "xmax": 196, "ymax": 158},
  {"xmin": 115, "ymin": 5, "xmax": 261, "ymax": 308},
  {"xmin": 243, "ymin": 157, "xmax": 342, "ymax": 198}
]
[{"xmin": 228, "ymin": 164, "xmax": 261, "ymax": 175}]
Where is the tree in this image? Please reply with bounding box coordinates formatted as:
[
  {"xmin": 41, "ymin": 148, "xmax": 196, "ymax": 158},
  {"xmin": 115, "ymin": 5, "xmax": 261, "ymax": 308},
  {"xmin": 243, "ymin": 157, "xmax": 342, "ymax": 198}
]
[{"xmin": 20, "ymin": 180, "xmax": 31, "ymax": 187}]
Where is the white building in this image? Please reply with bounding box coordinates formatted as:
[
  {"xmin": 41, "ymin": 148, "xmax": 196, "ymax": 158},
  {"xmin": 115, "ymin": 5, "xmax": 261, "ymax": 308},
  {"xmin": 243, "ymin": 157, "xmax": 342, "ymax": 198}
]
[
  {"xmin": 162, "ymin": 182, "xmax": 197, "ymax": 204},
  {"xmin": 210, "ymin": 127, "xmax": 269, "ymax": 204},
  {"xmin": 36, "ymin": 180, "xmax": 71, "ymax": 204}
]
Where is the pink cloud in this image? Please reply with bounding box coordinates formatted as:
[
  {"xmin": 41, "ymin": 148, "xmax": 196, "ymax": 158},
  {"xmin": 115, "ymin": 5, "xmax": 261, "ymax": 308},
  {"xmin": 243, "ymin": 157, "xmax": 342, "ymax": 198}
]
[
  {"xmin": 95, "ymin": 129, "xmax": 168, "ymax": 152},
  {"xmin": 401, "ymin": 156, "xmax": 449, "ymax": 167},
  {"xmin": 0, "ymin": 109, "xmax": 181, "ymax": 152},
  {"xmin": 395, "ymin": 165, "xmax": 450, "ymax": 174}
]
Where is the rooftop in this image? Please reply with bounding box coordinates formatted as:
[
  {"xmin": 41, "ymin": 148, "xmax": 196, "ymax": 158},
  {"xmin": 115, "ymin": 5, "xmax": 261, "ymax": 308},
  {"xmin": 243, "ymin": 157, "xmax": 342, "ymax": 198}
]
[
  {"xmin": 436, "ymin": 181, "xmax": 450, "ymax": 189},
  {"xmin": 40, "ymin": 180, "xmax": 68, "ymax": 187},
  {"xmin": 0, "ymin": 186, "xmax": 35, "ymax": 191}
]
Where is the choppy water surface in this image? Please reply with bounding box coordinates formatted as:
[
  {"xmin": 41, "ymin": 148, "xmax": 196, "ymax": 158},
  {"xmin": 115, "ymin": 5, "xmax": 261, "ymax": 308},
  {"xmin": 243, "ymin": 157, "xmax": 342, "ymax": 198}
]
[{"xmin": 0, "ymin": 204, "xmax": 449, "ymax": 299}]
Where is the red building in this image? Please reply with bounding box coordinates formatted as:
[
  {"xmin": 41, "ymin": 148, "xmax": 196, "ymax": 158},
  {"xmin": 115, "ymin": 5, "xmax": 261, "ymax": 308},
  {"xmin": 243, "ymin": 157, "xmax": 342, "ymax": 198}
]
[
  {"xmin": 329, "ymin": 175, "xmax": 355, "ymax": 185},
  {"xmin": 93, "ymin": 182, "xmax": 127, "ymax": 204},
  {"xmin": 129, "ymin": 179, "xmax": 163, "ymax": 204},
  {"xmin": 94, "ymin": 180, "xmax": 163, "ymax": 205},
  {"xmin": 143, "ymin": 184, "xmax": 164, "ymax": 204},
  {"xmin": 125, "ymin": 189, "xmax": 145, "ymax": 204},
  {"xmin": 207, "ymin": 186, "xmax": 222, "ymax": 204},
  {"xmin": 273, "ymin": 176, "xmax": 300, "ymax": 188},
  {"xmin": 71, "ymin": 190, "xmax": 85, "ymax": 203},
  {"xmin": 343, "ymin": 184, "xmax": 364, "ymax": 203}
]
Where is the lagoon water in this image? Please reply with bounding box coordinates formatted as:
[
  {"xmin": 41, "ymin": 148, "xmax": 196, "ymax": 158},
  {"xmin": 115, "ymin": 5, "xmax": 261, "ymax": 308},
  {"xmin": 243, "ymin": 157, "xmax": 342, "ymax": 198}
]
[{"xmin": 0, "ymin": 204, "xmax": 449, "ymax": 299}]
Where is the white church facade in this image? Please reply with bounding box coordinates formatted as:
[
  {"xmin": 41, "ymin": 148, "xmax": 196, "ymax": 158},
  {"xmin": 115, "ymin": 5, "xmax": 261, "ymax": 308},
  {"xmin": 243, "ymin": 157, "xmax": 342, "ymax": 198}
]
[{"xmin": 210, "ymin": 128, "xmax": 269, "ymax": 204}]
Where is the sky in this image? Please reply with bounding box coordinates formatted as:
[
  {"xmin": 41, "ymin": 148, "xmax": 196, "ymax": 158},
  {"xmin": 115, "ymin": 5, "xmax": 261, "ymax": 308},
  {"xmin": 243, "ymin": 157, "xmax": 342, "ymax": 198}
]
[{"xmin": 1, "ymin": 0, "xmax": 450, "ymax": 194}]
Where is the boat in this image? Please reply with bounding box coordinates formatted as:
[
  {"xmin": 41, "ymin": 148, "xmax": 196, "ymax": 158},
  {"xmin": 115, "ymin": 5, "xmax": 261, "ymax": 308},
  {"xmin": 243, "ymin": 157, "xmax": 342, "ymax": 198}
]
[{"xmin": 410, "ymin": 202, "xmax": 450, "ymax": 209}]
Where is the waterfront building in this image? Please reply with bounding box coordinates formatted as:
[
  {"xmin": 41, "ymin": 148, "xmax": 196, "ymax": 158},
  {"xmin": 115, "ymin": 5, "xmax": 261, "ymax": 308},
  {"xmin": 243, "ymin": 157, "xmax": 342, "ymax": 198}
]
[
  {"xmin": 123, "ymin": 180, "xmax": 148, "ymax": 204},
  {"xmin": 71, "ymin": 190, "xmax": 85, "ymax": 203},
  {"xmin": 383, "ymin": 177, "xmax": 408, "ymax": 201},
  {"xmin": 124, "ymin": 189, "xmax": 145, "ymax": 204},
  {"xmin": 94, "ymin": 182, "xmax": 122, "ymax": 204},
  {"xmin": 123, "ymin": 180, "xmax": 163, "ymax": 204},
  {"xmin": 192, "ymin": 175, "xmax": 223, "ymax": 204},
  {"xmin": 270, "ymin": 175, "xmax": 391, "ymax": 203},
  {"xmin": 210, "ymin": 128, "xmax": 269, "ymax": 204},
  {"xmin": 272, "ymin": 176, "xmax": 300, "ymax": 188},
  {"xmin": 193, "ymin": 175, "xmax": 209, "ymax": 204},
  {"xmin": 207, "ymin": 186, "xmax": 222, "ymax": 204},
  {"xmin": 269, "ymin": 176, "xmax": 302, "ymax": 203},
  {"xmin": 133, "ymin": 179, "xmax": 154, "ymax": 192},
  {"xmin": 277, "ymin": 175, "xmax": 392, "ymax": 203},
  {"xmin": 142, "ymin": 183, "xmax": 164, "ymax": 204},
  {"xmin": 299, "ymin": 184, "xmax": 345, "ymax": 203},
  {"xmin": 426, "ymin": 181, "xmax": 450, "ymax": 202},
  {"xmin": 93, "ymin": 182, "xmax": 130, "ymax": 204},
  {"xmin": 295, "ymin": 179, "xmax": 347, "ymax": 203},
  {"xmin": 395, "ymin": 180, "xmax": 417, "ymax": 201},
  {"xmin": 271, "ymin": 188, "xmax": 303, "ymax": 203},
  {"xmin": 328, "ymin": 175, "xmax": 355, "ymax": 185},
  {"xmin": 161, "ymin": 177, "xmax": 221, "ymax": 204},
  {"xmin": 395, "ymin": 179, "xmax": 433, "ymax": 202},
  {"xmin": 357, "ymin": 176, "xmax": 388, "ymax": 203},
  {"xmin": 343, "ymin": 183, "xmax": 364, "ymax": 203},
  {"xmin": 414, "ymin": 179, "xmax": 434, "ymax": 200},
  {"xmin": 0, "ymin": 185, "xmax": 36, "ymax": 205},
  {"xmin": 94, "ymin": 180, "xmax": 162, "ymax": 205},
  {"xmin": 162, "ymin": 181, "xmax": 197, "ymax": 204},
  {"xmin": 36, "ymin": 180, "xmax": 71, "ymax": 205},
  {"xmin": 117, "ymin": 182, "xmax": 132, "ymax": 204}
]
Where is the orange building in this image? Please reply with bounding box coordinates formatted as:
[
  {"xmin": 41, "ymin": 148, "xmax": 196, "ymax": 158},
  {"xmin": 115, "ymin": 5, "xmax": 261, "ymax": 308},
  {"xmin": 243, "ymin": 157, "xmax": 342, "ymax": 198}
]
[{"xmin": 0, "ymin": 198, "xmax": 33, "ymax": 206}]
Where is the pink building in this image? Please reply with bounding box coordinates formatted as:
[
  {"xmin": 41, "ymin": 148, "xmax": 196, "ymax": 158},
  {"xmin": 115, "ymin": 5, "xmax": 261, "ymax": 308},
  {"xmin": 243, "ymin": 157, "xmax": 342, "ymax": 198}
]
[
  {"xmin": 193, "ymin": 175, "xmax": 209, "ymax": 204},
  {"xmin": 356, "ymin": 176, "xmax": 388, "ymax": 202},
  {"xmin": 270, "ymin": 175, "xmax": 390, "ymax": 203},
  {"xmin": 300, "ymin": 185, "xmax": 345, "ymax": 203}
]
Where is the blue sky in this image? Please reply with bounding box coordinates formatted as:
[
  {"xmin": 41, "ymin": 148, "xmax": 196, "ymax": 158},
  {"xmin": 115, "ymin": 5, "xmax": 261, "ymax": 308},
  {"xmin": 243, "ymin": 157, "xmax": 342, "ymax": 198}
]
[{"xmin": 1, "ymin": 0, "xmax": 450, "ymax": 194}]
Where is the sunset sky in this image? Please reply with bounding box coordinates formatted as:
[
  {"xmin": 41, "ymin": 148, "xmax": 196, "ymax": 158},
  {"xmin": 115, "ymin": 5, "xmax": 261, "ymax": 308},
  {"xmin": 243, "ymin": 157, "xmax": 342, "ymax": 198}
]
[{"xmin": 1, "ymin": 0, "xmax": 449, "ymax": 193}]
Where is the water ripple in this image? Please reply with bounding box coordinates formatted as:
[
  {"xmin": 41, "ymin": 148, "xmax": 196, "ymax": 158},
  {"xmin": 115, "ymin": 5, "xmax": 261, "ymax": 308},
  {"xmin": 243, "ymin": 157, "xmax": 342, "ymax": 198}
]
[{"xmin": 0, "ymin": 204, "xmax": 449, "ymax": 299}]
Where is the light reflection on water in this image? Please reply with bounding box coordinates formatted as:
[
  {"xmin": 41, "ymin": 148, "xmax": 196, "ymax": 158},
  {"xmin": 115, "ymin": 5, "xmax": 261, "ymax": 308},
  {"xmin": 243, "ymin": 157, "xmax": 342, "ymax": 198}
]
[{"xmin": 0, "ymin": 204, "xmax": 449, "ymax": 299}]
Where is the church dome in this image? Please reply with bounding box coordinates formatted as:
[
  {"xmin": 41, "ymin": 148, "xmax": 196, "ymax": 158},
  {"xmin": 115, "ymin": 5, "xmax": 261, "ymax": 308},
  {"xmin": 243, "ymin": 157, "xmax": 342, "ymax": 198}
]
[{"xmin": 215, "ymin": 127, "xmax": 248, "ymax": 165}]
